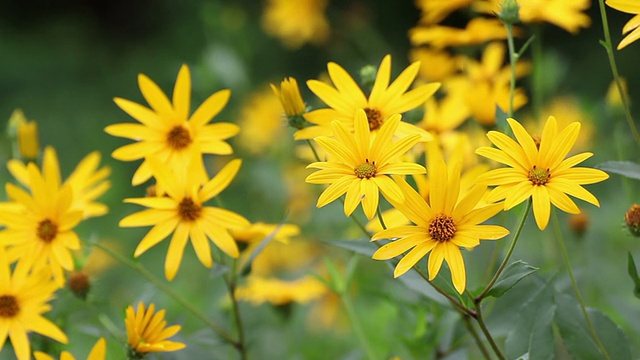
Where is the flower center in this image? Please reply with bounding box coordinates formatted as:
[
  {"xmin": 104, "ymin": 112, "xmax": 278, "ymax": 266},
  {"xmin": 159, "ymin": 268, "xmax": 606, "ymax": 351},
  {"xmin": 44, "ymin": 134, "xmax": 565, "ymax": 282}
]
[
  {"xmin": 355, "ymin": 159, "xmax": 377, "ymax": 179},
  {"xmin": 428, "ymin": 214, "xmax": 456, "ymax": 242},
  {"xmin": 178, "ymin": 197, "xmax": 202, "ymax": 221},
  {"xmin": 528, "ymin": 165, "xmax": 551, "ymax": 186},
  {"xmin": 68, "ymin": 272, "xmax": 91, "ymax": 300},
  {"xmin": 364, "ymin": 107, "xmax": 383, "ymax": 131},
  {"xmin": 37, "ymin": 219, "xmax": 58, "ymax": 243},
  {"xmin": 167, "ymin": 125, "xmax": 192, "ymax": 150},
  {"xmin": 0, "ymin": 295, "xmax": 20, "ymax": 318}
]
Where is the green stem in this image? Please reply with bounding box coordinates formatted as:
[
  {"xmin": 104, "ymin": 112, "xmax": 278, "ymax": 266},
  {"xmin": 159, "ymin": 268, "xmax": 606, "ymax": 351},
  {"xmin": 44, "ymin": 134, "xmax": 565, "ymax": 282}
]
[
  {"xmin": 462, "ymin": 314, "xmax": 492, "ymax": 360},
  {"xmin": 552, "ymin": 211, "xmax": 611, "ymax": 360},
  {"xmin": 376, "ymin": 206, "xmax": 387, "ymax": 230},
  {"xmin": 87, "ymin": 241, "xmax": 238, "ymax": 347},
  {"xmin": 341, "ymin": 291, "xmax": 377, "ymax": 360},
  {"xmin": 505, "ymin": 23, "xmax": 518, "ymax": 118},
  {"xmin": 306, "ymin": 139, "xmax": 321, "ymax": 161},
  {"xmin": 531, "ymin": 25, "xmax": 543, "ymax": 120},
  {"xmin": 411, "ymin": 266, "xmax": 476, "ymax": 318},
  {"xmin": 474, "ymin": 302, "xmax": 507, "ymax": 360},
  {"xmin": 598, "ymin": 0, "xmax": 640, "ymax": 145},
  {"xmin": 477, "ymin": 199, "xmax": 531, "ymax": 302},
  {"xmin": 225, "ymin": 258, "xmax": 247, "ymax": 359}
]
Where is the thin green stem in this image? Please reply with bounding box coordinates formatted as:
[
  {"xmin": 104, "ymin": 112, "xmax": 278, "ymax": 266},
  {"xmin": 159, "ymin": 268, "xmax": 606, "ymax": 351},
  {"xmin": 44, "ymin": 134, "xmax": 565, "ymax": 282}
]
[
  {"xmin": 411, "ymin": 266, "xmax": 476, "ymax": 318},
  {"xmin": 531, "ymin": 25, "xmax": 543, "ymax": 120},
  {"xmin": 306, "ymin": 139, "xmax": 321, "ymax": 161},
  {"xmin": 598, "ymin": 0, "xmax": 640, "ymax": 145},
  {"xmin": 477, "ymin": 199, "xmax": 531, "ymax": 302},
  {"xmin": 462, "ymin": 314, "xmax": 492, "ymax": 360},
  {"xmin": 376, "ymin": 206, "xmax": 387, "ymax": 230},
  {"xmin": 505, "ymin": 23, "xmax": 518, "ymax": 117},
  {"xmin": 225, "ymin": 258, "xmax": 247, "ymax": 359},
  {"xmin": 474, "ymin": 302, "xmax": 507, "ymax": 360},
  {"xmin": 341, "ymin": 291, "xmax": 377, "ymax": 360},
  {"xmin": 552, "ymin": 211, "xmax": 611, "ymax": 360},
  {"xmin": 87, "ymin": 241, "xmax": 238, "ymax": 347}
]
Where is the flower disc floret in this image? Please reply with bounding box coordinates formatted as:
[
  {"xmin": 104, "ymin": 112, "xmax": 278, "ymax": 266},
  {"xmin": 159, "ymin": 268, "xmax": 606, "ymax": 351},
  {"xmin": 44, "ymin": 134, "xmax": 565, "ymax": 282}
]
[
  {"xmin": 429, "ymin": 214, "xmax": 456, "ymax": 242},
  {"xmin": 0, "ymin": 295, "xmax": 19, "ymax": 317}
]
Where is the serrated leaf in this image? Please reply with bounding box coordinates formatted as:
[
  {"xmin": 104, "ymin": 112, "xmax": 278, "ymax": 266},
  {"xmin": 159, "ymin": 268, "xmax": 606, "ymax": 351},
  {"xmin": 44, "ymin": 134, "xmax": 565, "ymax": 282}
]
[
  {"xmin": 627, "ymin": 252, "xmax": 640, "ymax": 299},
  {"xmin": 487, "ymin": 260, "xmax": 538, "ymax": 298},
  {"xmin": 596, "ymin": 161, "xmax": 640, "ymax": 180}
]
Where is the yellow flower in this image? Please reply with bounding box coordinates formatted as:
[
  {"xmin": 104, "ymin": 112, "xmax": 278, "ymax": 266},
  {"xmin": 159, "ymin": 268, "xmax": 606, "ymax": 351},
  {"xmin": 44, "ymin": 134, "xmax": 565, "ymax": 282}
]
[
  {"xmin": 475, "ymin": 0, "xmax": 591, "ymax": 33},
  {"xmin": 18, "ymin": 121, "xmax": 39, "ymax": 160},
  {"xmin": 232, "ymin": 221, "xmax": 300, "ymax": 244},
  {"xmin": 606, "ymin": 0, "xmax": 640, "ymax": 49},
  {"xmin": 410, "ymin": 18, "xmax": 510, "ymax": 48},
  {"xmin": 34, "ymin": 338, "xmax": 106, "ymax": 360},
  {"xmin": 235, "ymin": 276, "xmax": 328, "ymax": 305},
  {"xmin": 409, "ymin": 47, "xmax": 460, "ymax": 82},
  {"xmin": 237, "ymin": 87, "xmax": 287, "ymax": 154},
  {"xmin": 271, "ymin": 77, "xmax": 306, "ymax": 117},
  {"xmin": 476, "ymin": 116, "xmax": 609, "ymax": 230},
  {"xmin": 119, "ymin": 157, "xmax": 250, "ymax": 281},
  {"xmin": 106, "ymin": 64, "xmax": 239, "ymax": 186},
  {"xmin": 0, "ymin": 159, "xmax": 84, "ymax": 286},
  {"xmin": 419, "ymin": 94, "xmax": 470, "ymax": 135},
  {"xmin": 125, "ymin": 302, "xmax": 185, "ymax": 354},
  {"xmin": 295, "ymin": 54, "xmax": 439, "ymax": 140},
  {"xmin": 262, "ymin": 0, "xmax": 330, "ymax": 49},
  {"xmin": 7, "ymin": 146, "xmax": 111, "ymax": 219},
  {"xmin": 415, "ymin": 0, "xmax": 473, "ymax": 24},
  {"xmin": 372, "ymin": 160, "xmax": 509, "ymax": 294},
  {"xmin": 306, "ymin": 110, "xmax": 426, "ymax": 219},
  {"xmin": 0, "ymin": 251, "xmax": 68, "ymax": 360}
]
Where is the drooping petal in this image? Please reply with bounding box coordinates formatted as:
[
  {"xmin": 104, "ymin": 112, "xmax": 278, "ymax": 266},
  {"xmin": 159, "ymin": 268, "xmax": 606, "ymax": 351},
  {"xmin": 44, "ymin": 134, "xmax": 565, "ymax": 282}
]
[
  {"xmin": 316, "ymin": 177, "xmax": 353, "ymax": 208},
  {"xmin": 133, "ymin": 217, "xmax": 180, "ymax": 257},
  {"xmin": 164, "ymin": 222, "xmax": 190, "ymax": 281},
  {"xmin": 443, "ymin": 242, "xmax": 467, "ymax": 294},
  {"xmin": 395, "ymin": 241, "xmax": 437, "ymax": 278}
]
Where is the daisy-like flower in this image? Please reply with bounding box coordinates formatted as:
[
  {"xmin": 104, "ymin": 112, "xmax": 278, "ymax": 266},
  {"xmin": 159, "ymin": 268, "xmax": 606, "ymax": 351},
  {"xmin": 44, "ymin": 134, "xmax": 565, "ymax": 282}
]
[
  {"xmin": 306, "ymin": 109, "xmax": 426, "ymax": 219},
  {"xmin": 7, "ymin": 146, "xmax": 111, "ymax": 219},
  {"xmin": 0, "ymin": 161, "xmax": 83, "ymax": 286},
  {"xmin": 262, "ymin": 0, "xmax": 330, "ymax": 49},
  {"xmin": 606, "ymin": 0, "xmax": 640, "ymax": 49},
  {"xmin": 105, "ymin": 64, "xmax": 239, "ymax": 186},
  {"xmin": 0, "ymin": 250, "xmax": 68, "ymax": 360},
  {"xmin": 371, "ymin": 160, "xmax": 509, "ymax": 294},
  {"xmin": 34, "ymin": 338, "xmax": 106, "ymax": 360},
  {"xmin": 476, "ymin": 116, "xmax": 609, "ymax": 230},
  {"xmin": 295, "ymin": 54, "xmax": 440, "ymax": 140},
  {"xmin": 119, "ymin": 157, "xmax": 250, "ymax": 281},
  {"xmin": 125, "ymin": 302, "xmax": 185, "ymax": 356}
]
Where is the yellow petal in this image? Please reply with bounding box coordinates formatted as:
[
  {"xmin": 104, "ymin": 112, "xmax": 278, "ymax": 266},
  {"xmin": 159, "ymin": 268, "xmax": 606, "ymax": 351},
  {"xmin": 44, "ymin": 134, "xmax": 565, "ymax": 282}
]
[
  {"xmin": 360, "ymin": 179, "xmax": 380, "ymax": 219},
  {"xmin": 343, "ymin": 180, "xmax": 362, "ymax": 217},
  {"xmin": 138, "ymin": 73, "xmax": 173, "ymax": 119},
  {"xmin": 199, "ymin": 159, "xmax": 242, "ymax": 202},
  {"xmin": 372, "ymin": 234, "xmax": 427, "ymax": 259},
  {"xmin": 443, "ymin": 242, "xmax": 466, "ymax": 294},
  {"xmin": 133, "ymin": 217, "xmax": 180, "ymax": 257},
  {"xmin": 532, "ymin": 186, "xmax": 551, "ymax": 230},
  {"xmin": 189, "ymin": 89, "xmax": 231, "ymax": 128},
  {"xmin": 165, "ymin": 222, "xmax": 190, "ymax": 280},
  {"xmin": 395, "ymin": 241, "xmax": 437, "ymax": 278},
  {"xmin": 173, "ymin": 65, "xmax": 191, "ymax": 121}
]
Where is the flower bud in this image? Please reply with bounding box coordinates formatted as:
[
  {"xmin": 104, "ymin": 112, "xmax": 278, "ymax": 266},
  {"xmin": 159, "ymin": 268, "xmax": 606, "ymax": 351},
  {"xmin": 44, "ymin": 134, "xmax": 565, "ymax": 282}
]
[
  {"xmin": 625, "ymin": 204, "xmax": 640, "ymax": 237},
  {"xmin": 499, "ymin": 0, "xmax": 520, "ymax": 25}
]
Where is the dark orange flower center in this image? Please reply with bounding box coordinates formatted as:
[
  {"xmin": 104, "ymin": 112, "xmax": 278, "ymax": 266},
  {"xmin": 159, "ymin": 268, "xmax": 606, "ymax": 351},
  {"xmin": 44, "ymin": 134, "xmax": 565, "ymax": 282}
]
[
  {"xmin": 0, "ymin": 295, "xmax": 20, "ymax": 318},
  {"xmin": 167, "ymin": 125, "xmax": 192, "ymax": 150},
  {"xmin": 37, "ymin": 219, "xmax": 58, "ymax": 243},
  {"xmin": 528, "ymin": 165, "xmax": 551, "ymax": 186},
  {"xmin": 429, "ymin": 214, "xmax": 456, "ymax": 242},
  {"xmin": 68, "ymin": 272, "xmax": 91, "ymax": 300},
  {"xmin": 355, "ymin": 159, "xmax": 377, "ymax": 179},
  {"xmin": 178, "ymin": 197, "xmax": 202, "ymax": 221},
  {"xmin": 625, "ymin": 204, "xmax": 640, "ymax": 236},
  {"xmin": 364, "ymin": 107, "xmax": 383, "ymax": 131}
]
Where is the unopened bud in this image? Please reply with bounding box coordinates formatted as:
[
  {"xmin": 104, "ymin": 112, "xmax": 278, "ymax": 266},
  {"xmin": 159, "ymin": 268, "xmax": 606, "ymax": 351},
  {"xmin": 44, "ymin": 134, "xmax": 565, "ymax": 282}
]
[
  {"xmin": 568, "ymin": 212, "xmax": 589, "ymax": 238},
  {"xmin": 625, "ymin": 204, "xmax": 640, "ymax": 237},
  {"xmin": 68, "ymin": 271, "xmax": 91, "ymax": 300},
  {"xmin": 499, "ymin": 0, "xmax": 520, "ymax": 25}
]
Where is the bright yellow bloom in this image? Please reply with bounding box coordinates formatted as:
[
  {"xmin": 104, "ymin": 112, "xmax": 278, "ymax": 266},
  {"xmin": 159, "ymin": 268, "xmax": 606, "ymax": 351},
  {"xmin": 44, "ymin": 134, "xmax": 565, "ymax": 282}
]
[
  {"xmin": 372, "ymin": 160, "xmax": 509, "ymax": 293},
  {"xmin": 7, "ymin": 146, "xmax": 111, "ymax": 219},
  {"xmin": 606, "ymin": 0, "xmax": 640, "ymax": 49},
  {"xmin": 0, "ymin": 250, "xmax": 68, "ymax": 360},
  {"xmin": 0, "ymin": 159, "xmax": 84, "ymax": 286},
  {"xmin": 125, "ymin": 302, "xmax": 185, "ymax": 354},
  {"xmin": 419, "ymin": 94, "xmax": 470, "ymax": 135},
  {"xmin": 409, "ymin": 47, "xmax": 460, "ymax": 82},
  {"xmin": 262, "ymin": 0, "xmax": 330, "ymax": 49},
  {"xmin": 237, "ymin": 87, "xmax": 286, "ymax": 154},
  {"xmin": 306, "ymin": 110, "xmax": 426, "ymax": 219},
  {"xmin": 475, "ymin": 0, "xmax": 591, "ymax": 33},
  {"xmin": 416, "ymin": 0, "xmax": 473, "ymax": 24},
  {"xmin": 236, "ymin": 276, "xmax": 328, "ymax": 305},
  {"xmin": 410, "ymin": 18, "xmax": 509, "ymax": 48},
  {"xmin": 119, "ymin": 158, "xmax": 250, "ymax": 281},
  {"xmin": 295, "ymin": 54, "xmax": 439, "ymax": 140},
  {"xmin": 34, "ymin": 338, "xmax": 106, "ymax": 360},
  {"xmin": 271, "ymin": 77, "xmax": 306, "ymax": 117},
  {"xmin": 476, "ymin": 116, "xmax": 609, "ymax": 230},
  {"xmin": 106, "ymin": 64, "xmax": 239, "ymax": 185}
]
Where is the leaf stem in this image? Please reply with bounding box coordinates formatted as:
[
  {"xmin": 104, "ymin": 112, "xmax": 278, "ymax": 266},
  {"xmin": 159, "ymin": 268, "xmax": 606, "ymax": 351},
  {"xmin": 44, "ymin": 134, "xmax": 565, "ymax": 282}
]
[
  {"xmin": 597, "ymin": 0, "xmax": 640, "ymax": 145},
  {"xmin": 552, "ymin": 210, "xmax": 611, "ymax": 360},
  {"xmin": 505, "ymin": 22, "xmax": 518, "ymax": 117}
]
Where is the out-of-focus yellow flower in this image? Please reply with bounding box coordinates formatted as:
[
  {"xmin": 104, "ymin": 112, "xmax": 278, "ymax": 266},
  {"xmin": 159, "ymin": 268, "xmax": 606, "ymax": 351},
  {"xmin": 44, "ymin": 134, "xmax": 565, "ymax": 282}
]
[
  {"xmin": 415, "ymin": 0, "xmax": 473, "ymax": 24},
  {"xmin": 250, "ymin": 238, "xmax": 321, "ymax": 276},
  {"xmin": 419, "ymin": 94, "xmax": 470, "ymax": 135},
  {"xmin": 262, "ymin": 0, "xmax": 330, "ymax": 49},
  {"xmin": 283, "ymin": 163, "xmax": 318, "ymax": 223},
  {"xmin": 475, "ymin": 0, "xmax": 591, "ymax": 33},
  {"xmin": 271, "ymin": 77, "xmax": 306, "ymax": 117},
  {"xmin": 410, "ymin": 18, "xmax": 510, "ymax": 48},
  {"xmin": 446, "ymin": 42, "xmax": 530, "ymax": 125},
  {"xmin": 125, "ymin": 302, "xmax": 185, "ymax": 355},
  {"xmin": 237, "ymin": 87, "xmax": 287, "ymax": 154},
  {"xmin": 606, "ymin": 78, "xmax": 628, "ymax": 107},
  {"xmin": 409, "ymin": 47, "xmax": 460, "ymax": 82},
  {"xmin": 7, "ymin": 109, "xmax": 40, "ymax": 160},
  {"xmin": 236, "ymin": 276, "xmax": 328, "ymax": 305},
  {"xmin": 34, "ymin": 338, "xmax": 106, "ymax": 360},
  {"xmin": 232, "ymin": 221, "xmax": 300, "ymax": 244},
  {"xmin": 606, "ymin": 0, "xmax": 640, "ymax": 49}
]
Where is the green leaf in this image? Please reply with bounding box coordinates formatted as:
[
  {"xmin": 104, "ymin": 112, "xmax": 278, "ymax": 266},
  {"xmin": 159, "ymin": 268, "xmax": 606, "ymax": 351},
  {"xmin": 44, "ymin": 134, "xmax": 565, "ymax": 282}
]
[
  {"xmin": 495, "ymin": 105, "xmax": 510, "ymax": 133},
  {"xmin": 390, "ymin": 264, "xmax": 450, "ymax": 306},
  {"xmin": 554, "ymin": 293, "xmax": 632, "ymax": 360},
  {"xmin": 596, "ymin": 160, "xmax": 640, "ymax": 180},
  {"xmin": 486, "ymin": 260, "xmax": 539, "ymax": 298},
  {"xmin": 323, "ymin": 238, "xmax": 376, "ymax": 257},
  {"xmin": 627, "ymin": 252, "xmax": 640, "ymax": 299}
]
